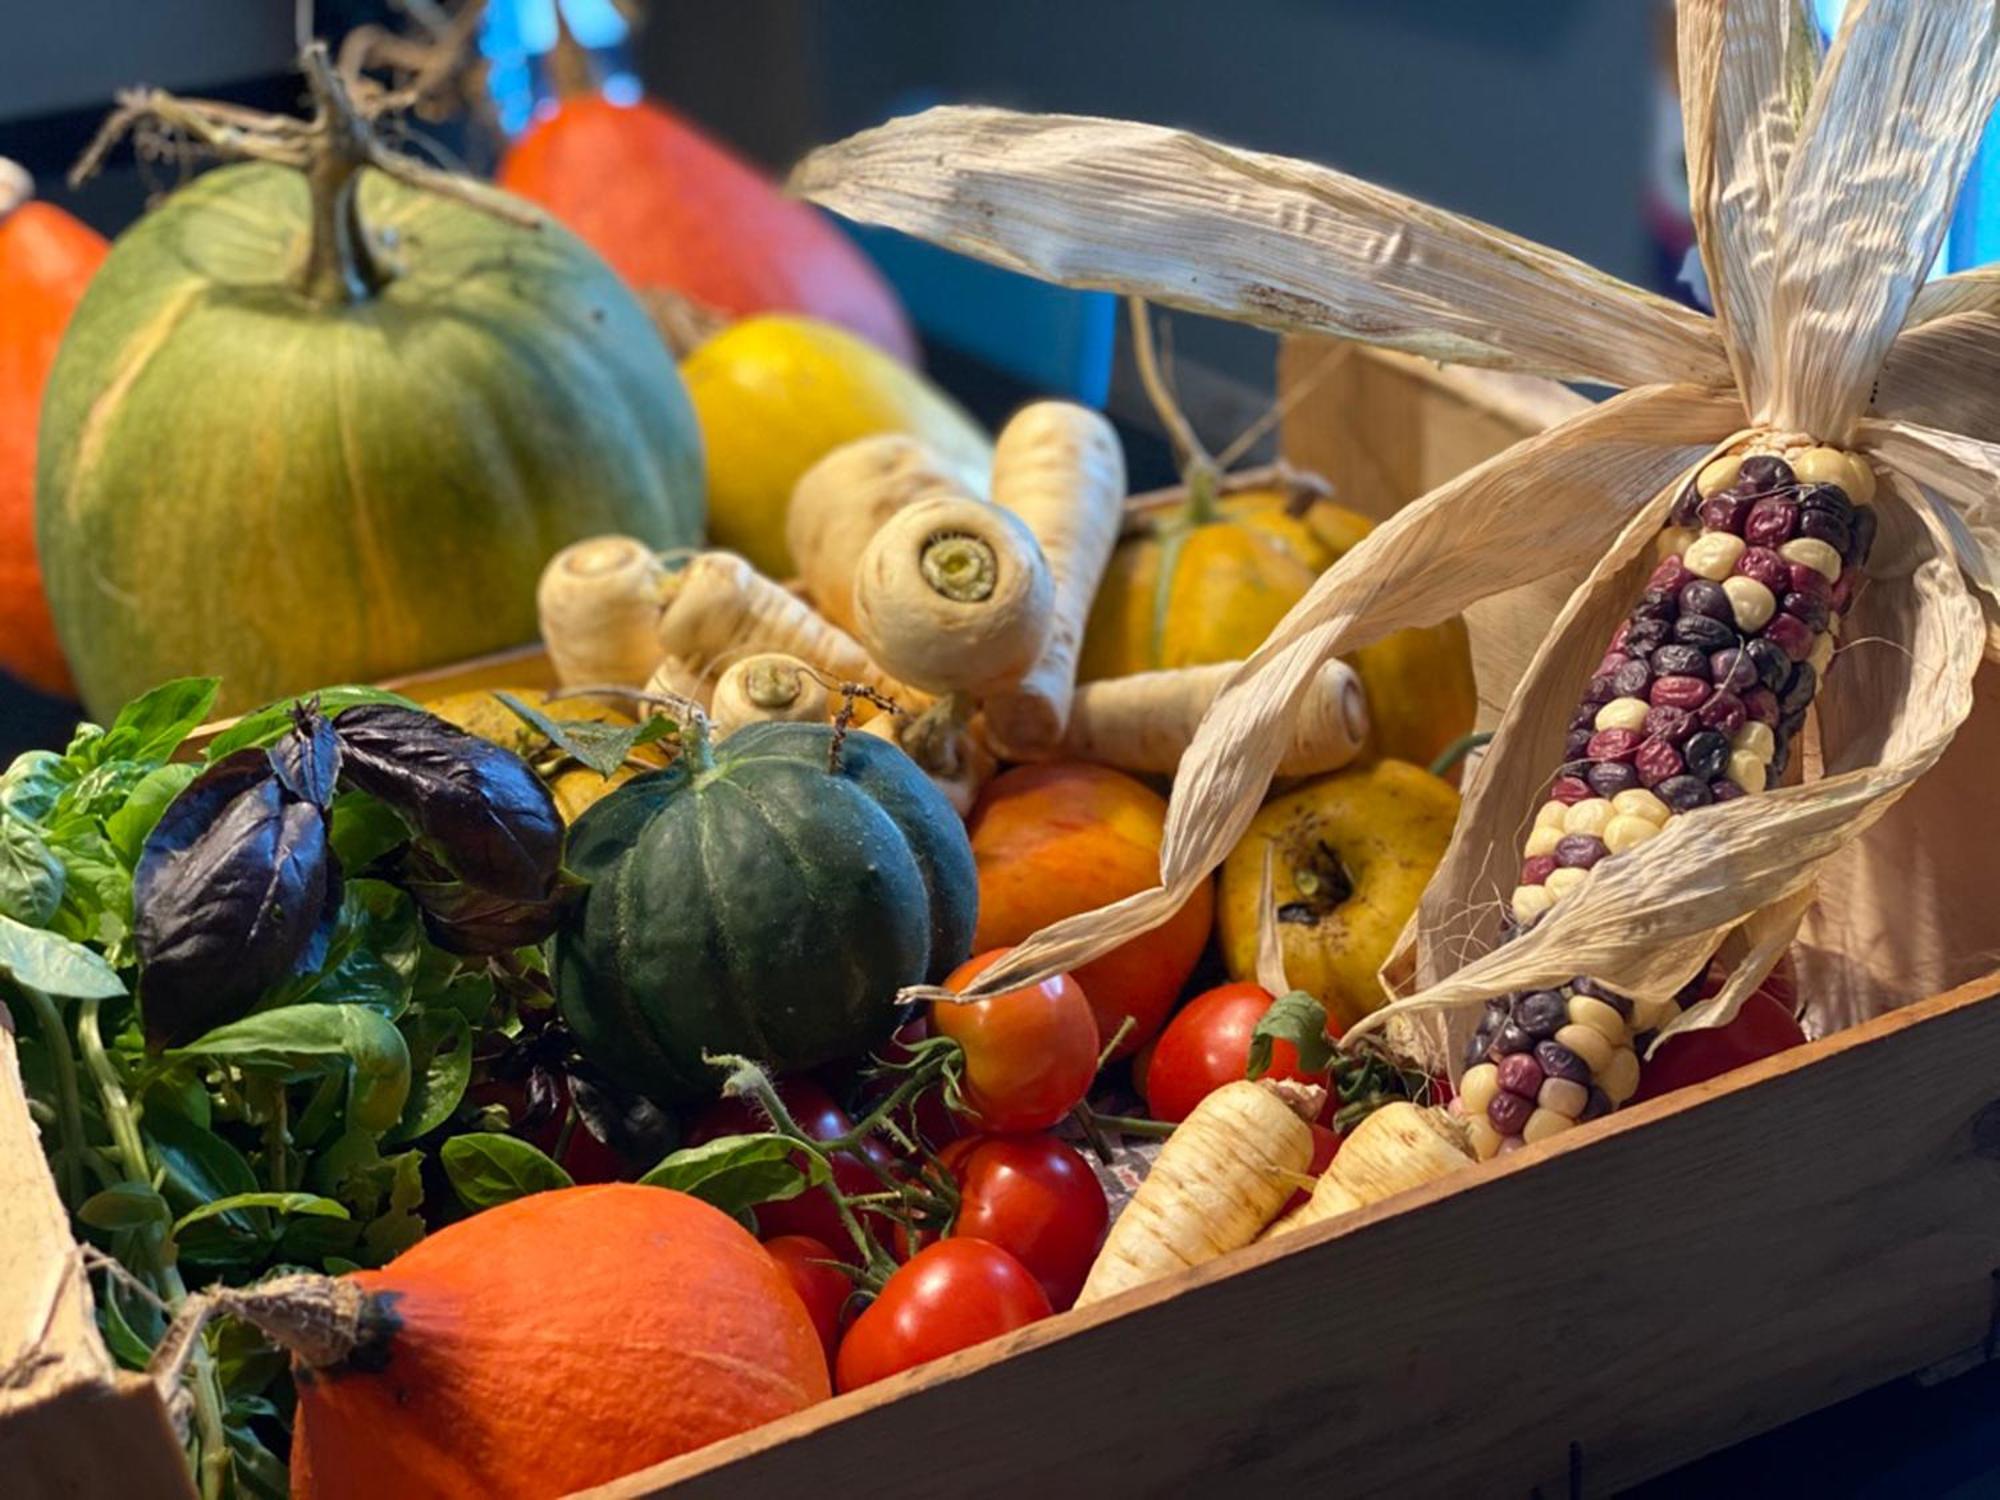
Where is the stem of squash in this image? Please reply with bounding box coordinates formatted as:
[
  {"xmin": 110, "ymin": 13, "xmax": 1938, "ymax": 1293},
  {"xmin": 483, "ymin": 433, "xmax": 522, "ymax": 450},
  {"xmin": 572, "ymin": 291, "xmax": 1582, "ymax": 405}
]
[
  {"xmin": 299, "ymin": 46, "xmax": 390, "ymax": 304},
  {"xmin": 548, "ymin": 1, "xmax": 600, "ymax": 101}
]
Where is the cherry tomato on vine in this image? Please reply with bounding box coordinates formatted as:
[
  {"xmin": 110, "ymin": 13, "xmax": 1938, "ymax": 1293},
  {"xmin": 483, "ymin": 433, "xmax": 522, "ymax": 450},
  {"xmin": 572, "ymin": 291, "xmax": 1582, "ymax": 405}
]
[
  {"xmin": 856, "ymin": 1016, "xmax": 966, "ymax": 1151},
  {"xmin": 1632, "ymin": 990, "xmax": 1806, "ymax": 1104},
  {"xmin": 764, "ymin": 1234, "xmax": 851, "ymax": 1366},
  {"xmin": 940, "ymin": 1134, "xmax": 1108, "ymax": 1311},
  {"xmin": 931, "ymin": 950, "xmax": 1100, "ymax": 1133},
  {"xmin": 834, "ymin": 1238, "xmax": 1052, "ymax": 1391},
  {"xmin": 1140, "ymin": 982, "xmax": 1333, "ymax": 1124},
  {"xmin": 688, "ymin": 1077, "xmax": 886, "ymax": 1248}
]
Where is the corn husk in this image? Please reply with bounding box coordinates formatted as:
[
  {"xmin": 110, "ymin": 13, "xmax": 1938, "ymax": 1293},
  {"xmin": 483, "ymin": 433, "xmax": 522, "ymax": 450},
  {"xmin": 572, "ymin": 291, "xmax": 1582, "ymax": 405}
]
[{"xmin": 797, "ymin": 0, "xmax": 2000, "ymax": 1073}]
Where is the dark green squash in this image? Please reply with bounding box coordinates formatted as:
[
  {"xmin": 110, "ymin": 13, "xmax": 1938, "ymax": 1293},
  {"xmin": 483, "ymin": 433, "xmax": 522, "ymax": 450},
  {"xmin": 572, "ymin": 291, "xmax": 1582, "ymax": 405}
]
[{"xmin": 555, "ymin": 720, "xmax": 978, "ymax": 1101}]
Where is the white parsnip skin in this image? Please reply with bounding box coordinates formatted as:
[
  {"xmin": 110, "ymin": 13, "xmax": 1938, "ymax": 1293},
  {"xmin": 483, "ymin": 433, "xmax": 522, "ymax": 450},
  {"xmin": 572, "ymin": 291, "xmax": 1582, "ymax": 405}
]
[
  {"xmin": 1060, "ymin": 659, "xmax": 1369, "ymax": 775},
  {"xmin": 858, "ymin": 706, "xmax": 997, "ymax": 816},
  {"xmin": 537, "ymin": 535, "xmax": 670, "ymax": 689},
  {"xmin": 652, "ymin": 551, "xmax": 924, "ymax": 719},
  {"xmin": 984, "ymin": 401, "xmax": 1126, "ymax": 757},
  {"xmin": 1261, "ymin": 1103, "xmax": 1472, "ymax": 1241},
  {"xmin": 852, "ymin": 495, "xmax": 1055, "ymax": 697},
  {"xmin": 1077, "ymin": 1079, "xmax": 1318, "ymax": 1307},
  {"xmin": 709, "ymin": 653, "xmax": 832, "ymax": 737},
  {"xmin": 787, "ymin": 435, "xmax": 971, "ymax": 635}
]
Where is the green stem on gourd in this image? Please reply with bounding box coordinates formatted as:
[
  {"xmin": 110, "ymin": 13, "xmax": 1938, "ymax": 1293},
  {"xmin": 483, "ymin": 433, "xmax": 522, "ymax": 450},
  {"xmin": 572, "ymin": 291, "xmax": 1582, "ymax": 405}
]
[
  {"xmin": 299, "ymin": 45, "xmax": 391, "ymax": 304},
  {"xmin": 548, "ymin": 1, "xmax": 600, "ymax": 101},
  {"xmin": 18, "ymin": 984, "xmax": 86, "ymax": 1204}
]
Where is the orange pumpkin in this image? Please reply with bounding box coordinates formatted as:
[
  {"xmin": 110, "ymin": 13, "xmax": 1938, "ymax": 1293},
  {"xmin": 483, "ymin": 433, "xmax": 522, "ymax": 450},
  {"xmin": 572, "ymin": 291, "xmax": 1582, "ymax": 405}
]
[
  {"xmin": 498, "ymin": 94, "xmax": 914, "ymax": 362},
  {"xmin": 967, "ymin": 763, "xmax": 1213, "ymax": 1057},
  {"xmin": 0, "ymin": 161, "xmax": 105, "ymax": 698},
  {"xmin": 274, "ymin": 1185, "xmax": 828, "ymax": 1499}
]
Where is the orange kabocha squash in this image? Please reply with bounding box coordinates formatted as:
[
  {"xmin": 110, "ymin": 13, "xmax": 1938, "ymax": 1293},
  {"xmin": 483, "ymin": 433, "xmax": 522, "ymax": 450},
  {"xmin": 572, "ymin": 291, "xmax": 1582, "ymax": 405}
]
[
  {"xmin": 235, "ymin": 1186, "xmax": 828, "ymax": 1499},
  {"xmin": 498, "ymin": 40, "xmax": 913, "ymax": 363},
  {"xmin": 0, "ymin": 160, "xmax": 104, "ymax": 698}
]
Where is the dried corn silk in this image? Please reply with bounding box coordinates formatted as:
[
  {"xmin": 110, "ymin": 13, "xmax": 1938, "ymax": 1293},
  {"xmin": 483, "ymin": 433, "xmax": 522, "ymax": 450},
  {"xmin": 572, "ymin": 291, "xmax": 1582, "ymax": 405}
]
[{"xmin": 792, "ymin": 0, "xmax": 2000, "ymax": 1100}]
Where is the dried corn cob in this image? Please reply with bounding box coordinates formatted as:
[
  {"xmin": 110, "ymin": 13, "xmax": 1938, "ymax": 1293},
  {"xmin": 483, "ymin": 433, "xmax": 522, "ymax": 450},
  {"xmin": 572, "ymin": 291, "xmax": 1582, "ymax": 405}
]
[{"xmin": 1461, "ymin": 443, "xmax": 1877, "ymax": 1161}]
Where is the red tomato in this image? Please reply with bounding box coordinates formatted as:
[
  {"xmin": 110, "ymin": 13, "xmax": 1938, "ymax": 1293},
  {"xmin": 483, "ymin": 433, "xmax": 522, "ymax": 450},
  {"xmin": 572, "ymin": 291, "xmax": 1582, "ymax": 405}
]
[
  {"xmin": 834, "ymin": 1239, "xmax": 1051, "ymax": 1391},
  {"xmin": 940, "ymin": 1135, "xmax": 1108, "ymax": 1311},
  {"xmin": 1275, "ymin": 1123, "xmax": 1342, "ymax": 1218},
  {"xmin": 930, "ymin": 950, "xmax": 1100, "ymax": 1133},
  {"xmin": 1632, "ymin": 990, "xmax": 1807, "ymax": 1104},
  {"xmin": 764, "ymin": 1234, "xmax": 851, "ymax": 1367},
  {"xmin": 688, "ymin": 1078, "xmax": 884, "ymax": 1247},
  {"xmin": 464, "ymin": 1076, "xmax": 632, "ymax": 1184},
  {"xmin": 1141, "ymin": 981, "xmax": 1332, "ymax": 1124}
]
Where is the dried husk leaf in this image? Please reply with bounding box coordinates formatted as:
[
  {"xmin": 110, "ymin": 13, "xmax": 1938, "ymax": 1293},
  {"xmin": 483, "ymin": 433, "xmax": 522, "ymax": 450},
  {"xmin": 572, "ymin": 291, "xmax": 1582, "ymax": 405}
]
[
  {"xmin": 1764, "ymin": 0, "xmax": 2000, "ymax": 437},
  {"xmin": 1873, "ymin": 309, "xmax": 2000, "ymax": 445},
  {"xmin": 793, "ymin": 107, "xmax": 1731, "ymax": 391}
]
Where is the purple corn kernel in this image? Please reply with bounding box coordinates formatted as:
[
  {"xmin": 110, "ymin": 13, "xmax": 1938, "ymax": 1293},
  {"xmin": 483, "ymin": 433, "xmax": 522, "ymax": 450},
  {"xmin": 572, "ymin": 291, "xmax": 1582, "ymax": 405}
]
[
  {"xmin": 1741, "ymin": 686, "xmax": 1780, "ymax": 726},
  {"xmin": 1496, "ymin": 1052, "xmax": 1546, "ymax": 1099},
  {"xmin": 1668, "ymin": 480, "xmax": 1702, "ymax": 528},
  {"xmin": 1521, "ymin": 854, "xmax": 1558, "ymax": 885},
  {"xmin": 1610, "ymin": 658, "xmax": 1654, "ymax": 698},
  {"xmin": 1788, "ymin": 562, "xmax": 1833, "ymax": 601},
  {"xmin": 1743, "ymin": 498, "xmax": 1799, "ymax": 548},
  {"xmin": 1696, "ymin": 691, "xmax": 1747, "ymax": 737},
  {"xmin": 1651, "ymin": 642, "xmax": 1711, "ymax": 680},
  {"xmin": 1830, "ymin": 570, "xmax": 1858, "ymax": 614},
  {"xmin": 1587, "ymin": 728, "xmax": 1644, "ymax": 762},
  {"xmin": 1698, "ymin": 494, "xmax": 1753, "ymax": 533},
  {"xmin": 1769, "ymin": 737, "xmax": 1792, "ymax": 781},
  {"xmin": 1642, "ymin": 704, "xmax": 1697, "ymax": 745},
  {"xmin": 1586, "ymin": 760, "xmax": 1640, "ymax": 799},
  {"xmin": 1734, "ymin": 546, "xmax": 1791, "ymax": 594},
  {"xmin": 1648, "ymin": 556, "xmax": 1696, "ymax": 595},
  {"xmin": 1583, "ymin": 674, "xmax": 1619, "ymax": 706},
  {"xmin": 1709, "ymin": 647, "xmax": 1759, "ymax": 694},
  {"xmin": 1679, "ymin": 578, "xmax": 1734, "ymax": 622},
  {"xmin": 1596, "ymin": 650, "xmax": 1629, "ymax": 678},
  {"xmin": 1564, "ymin": 727, "xmax": 1594, "ymax": 758},
  {"xmin": 1487, "ymin": 1090, "xmax": 1534, "ymax": 1136},
  {"xmin": 1551, "ymin": 774, "xmax": 1594, "ymax": 804},
  {"xmin": 1610, "ymin": 620, "xmax": 1632, "ymax": 652},
  {"xmin": 1624, "ymin": 617, "xmax": 1672, "ymax": 656},
  {"xmin": 1799, "ymin": 508, "xmax": 1851, "ymax": 553},
  {"xmin": 1465, "ymin": 1029, "xmax": 1495, "ymax": 1069},
  {"xmin": 1579, "ymin": 1086, "xmax": 1615, "ymax": 1121},
  {"xmin": 1654, "ymin": 773, "xmax": 1714, "ymax": 811},
  {"xmin": 1763, "ymin": 611, "xmax": 1815, "ymax": 663},
  {"xmin": 1737, "ymin": 455, "xmax": 1795, "ymax": 492},
  {"xmin": 1490, "ymin": 1021, "xmax": 1535, "ymax": 1057},
  {"xmin": 1632, "ymin": 587, "xmax": 1681, "ymax": 623},
  {"xmin": 1746, "ymin": 638, "xmax": 1792, "ymax": 691},
  {"xmin": 1780, "ymin": 661, "xmax": 1819, "ymax": 715},
  {"xmin": 1516, "ymin": 990, "xmax": 1570, "ymax": 1037},
  {"xmin": 1847, "ymin": 506, "xmax": 1877, "ymax": 569},
  {"xmin": 1783, "ymin": 590, "xmax": 1830, "ymax": 633},
  {"xmin": 1649, "ymin": 675, "xmax": 1713, "ymax": 711},
  {"xmin": 1483, "ymin": 998, "xmax": 1512, "ymax": 1031},
  {"xmin": 1557, "ymin": 757, "xmax": 1594, "ymax": 782},
  {"xmin": 1569, "ymin": 703, "xmax": 1600, "ymax": 732},
  {"xmin": 1535, "ymin": 1039, "xmax": 1592, "ymax": 1084},
  {"xmin": 1673, "ymin": 615, "xmax": 1740, "ymax": 653},
  {"xmin": 1710, "ymin": 778, "xmax": 1747, "ymax": 802},
  {"xmin": 1682, "ymin": 730, "xmax": 1730, "ymax": 782},
  {"xmin": 1635, "ymin": 736, "xmax": 1684, "ymax": 788},
  {"xmin": 1555, "ymin": 833, "xmax": 1608, "ymax": 870},
  {"xmin": 1569, "ymin": 978, "xmax": 1634, "ymax": 1015},
  {"xmin": 1798, "ymin": 482, "xmax": 1852, "ymax": 523}
]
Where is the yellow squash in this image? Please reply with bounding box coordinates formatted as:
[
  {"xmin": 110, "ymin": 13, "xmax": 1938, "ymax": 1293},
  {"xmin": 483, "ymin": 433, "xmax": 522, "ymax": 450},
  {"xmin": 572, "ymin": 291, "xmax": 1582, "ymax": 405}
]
[
  {"xmin": 682, "ymin": 314, "xmax": 992, "ymax": 578},
  {"xmin": 424, "ymin": 688, "xmax": 663, "ymax": 823},
  {"xmin": 1218, "ymin": 759, "xmax": 1458, "ymax": 1031}
]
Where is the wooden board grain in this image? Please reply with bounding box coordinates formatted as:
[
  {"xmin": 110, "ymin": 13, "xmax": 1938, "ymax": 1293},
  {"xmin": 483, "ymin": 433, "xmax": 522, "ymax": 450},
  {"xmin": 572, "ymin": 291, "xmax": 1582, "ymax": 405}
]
[{"xmin": 578, "ymin": 973, "xmax": 2000, "ymax": 1500}]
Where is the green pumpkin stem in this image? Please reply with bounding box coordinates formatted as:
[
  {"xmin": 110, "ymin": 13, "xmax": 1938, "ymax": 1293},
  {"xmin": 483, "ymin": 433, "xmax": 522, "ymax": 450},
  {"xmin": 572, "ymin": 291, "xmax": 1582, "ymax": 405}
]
[{"xmin": 69, "ymin": 41, "xmax": 542, "ymax": 309}]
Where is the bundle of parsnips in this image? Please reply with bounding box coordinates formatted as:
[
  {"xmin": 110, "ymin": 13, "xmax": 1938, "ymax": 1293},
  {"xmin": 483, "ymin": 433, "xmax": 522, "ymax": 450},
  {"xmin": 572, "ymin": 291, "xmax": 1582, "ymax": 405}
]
[{"xmin": 799, "ymin": 0, "xmax": 2000, "ymax": 1151}]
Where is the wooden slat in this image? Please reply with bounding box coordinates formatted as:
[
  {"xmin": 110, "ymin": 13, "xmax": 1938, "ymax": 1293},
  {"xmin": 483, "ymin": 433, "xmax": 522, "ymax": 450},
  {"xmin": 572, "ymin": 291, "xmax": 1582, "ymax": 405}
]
[
  {"xmin": 577, "ymin": 973, "xmax": 2000, "ymax": 1499},
  {"xmin": 0, "ymin": 1374, "xmax": 196, "ymax": 1500}
]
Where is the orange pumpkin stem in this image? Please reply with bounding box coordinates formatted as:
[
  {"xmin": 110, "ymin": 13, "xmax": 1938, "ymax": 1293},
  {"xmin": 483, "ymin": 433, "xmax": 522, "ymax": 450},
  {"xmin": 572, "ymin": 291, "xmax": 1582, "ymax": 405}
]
[{"xmin": 210, "ymin": 1273, "xmax": 388, "ymax": 1372}]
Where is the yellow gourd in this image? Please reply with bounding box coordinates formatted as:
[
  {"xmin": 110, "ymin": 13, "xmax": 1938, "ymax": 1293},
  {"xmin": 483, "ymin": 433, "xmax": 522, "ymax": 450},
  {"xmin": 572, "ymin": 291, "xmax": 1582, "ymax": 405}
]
[{"xmin": 682, "ymin": 314, "xmax": 992, "ymax": 578}]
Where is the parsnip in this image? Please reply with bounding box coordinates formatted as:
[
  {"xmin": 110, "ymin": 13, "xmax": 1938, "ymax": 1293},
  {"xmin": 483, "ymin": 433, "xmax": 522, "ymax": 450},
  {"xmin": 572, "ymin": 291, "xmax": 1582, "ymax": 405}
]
[
  {"xmin": 858, "ymin": 698, "xmax": 998, "ymax": 816},
  {"xmin": 1059, "ymin": 659, "xmax": 1368, "ymax": 776},
  {"xmin": 788, "ymin": 435, "xmax": 971, "ymax": 634},
  {"xmin": 1076, "ymin": 1078, "xmax": 1320, "ymax": 1307},
  {"xmin": 654, "ymin": 550, "xmax": 925, "ymax": 718},
  {"xmin": 537, "ymin": 535, "xmax": 670, "ymax": 688},
  {"xmin": 852, "ymin": 494, "xmax": 1055, "ymax": 697},
  {"xmin": 983, "ymin": 401, "xmax": 1125, "ymax": 756},
  {"xmin": 643, "ymin": 655, "xmax": 707, "ymax": 705},
  {"xmin": 1260, "ymin": 1102, "xmax": 1471, "ymax": 1241},
  {"xmin": 709, "ymin": 653, "xmax": 832, "ymax": 737}
]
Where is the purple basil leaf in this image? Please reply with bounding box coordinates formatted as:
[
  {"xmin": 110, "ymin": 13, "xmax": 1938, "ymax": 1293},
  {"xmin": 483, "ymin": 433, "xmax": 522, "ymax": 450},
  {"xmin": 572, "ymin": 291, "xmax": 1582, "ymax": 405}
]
[
  {"xmin": 271, "ymin": 706, "xmax": 341, "ymax": 809},
  {"xmin": 135, "ymin": 750, "xmax": 337, "ymax": 1048},
  {"xmin": 332, "ymin": 705, "xmax": 561, "ymax": 901}
]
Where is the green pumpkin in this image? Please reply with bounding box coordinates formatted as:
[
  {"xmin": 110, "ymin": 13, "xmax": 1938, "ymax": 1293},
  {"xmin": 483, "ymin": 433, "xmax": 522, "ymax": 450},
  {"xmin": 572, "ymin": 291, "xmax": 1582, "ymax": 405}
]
[
  {"xmin": 556, "ymin": 721, "xmax": 978, "ymax": 1102},
  {"xmin": 37, "ymin": 160, "xmax": 703, "ymax": 718}
]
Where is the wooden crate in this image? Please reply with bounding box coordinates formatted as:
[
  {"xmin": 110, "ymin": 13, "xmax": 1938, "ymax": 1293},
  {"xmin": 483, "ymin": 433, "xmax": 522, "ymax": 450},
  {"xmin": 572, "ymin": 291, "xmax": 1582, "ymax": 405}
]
[{"xmin": 13, "ymin": 345, "xmax": 1991, "ymax": 1498}]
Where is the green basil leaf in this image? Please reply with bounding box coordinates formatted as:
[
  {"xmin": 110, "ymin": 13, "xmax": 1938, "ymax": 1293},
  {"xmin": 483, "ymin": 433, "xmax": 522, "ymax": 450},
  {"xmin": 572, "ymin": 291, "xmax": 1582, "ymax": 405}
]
[
  {"xmin": 0, "ymin": 816, "xmax": 64, "ymax": 927},
  {"xmin": 264, "ymin": 881, "xmax": 420, "ymax": 1019},
  {"xmin": 392, "ymin": 1009, "xmax": 471, "ymax": 1142},
  {"xmin": 328, "ymin": 791, "xmax": 410, "ymax": 870},
  {"xmin": 0, "ymin": 750, "xmax": 66, "ymax": 823},
  {"xmin": 78, "ymin": 1182, "xmax": 173, "ymax": 1231},
  {"xmin": 172, "ymin": 1004, "xmax": 412, "ymax": 1136},
  {"xmin": 43, "ymin": 827, "xmax": 133, "ymax": 958},
  {"xmin": 637, "ymin": 1133, "xmax": 825, "ymax": 1216},
  {"xmin": 104, "ymin": 763, "xmax": 200, "ymax": 863},
  {"xmin": 226, "ymin": 1422, "xmax": 291, "ymax": 1500},
  {"xmin": 100, "ymin": 678, "xmax": 220, "ymax": 765},
  {"xmin": 0, "ymin": 914, "xmax": 125, "ymax": 1000},
  {"xmin": 442, "ymin": 1132, "xmax": 572, "ymax": 1210},
  {"xmin": 204, "ymin": 687, "xmax": 420, "ymax": 761},
  {"xmin": 98, "ymin": 1284, "xmax": 160, "ymax": 1369},
  {"xmin": 1246, "ymin": 989, "xmax": 1338, "ymax": 1080},
  {"xmin": 142, "ymin": 1105, "xmax": 263, "ymax": 1236},
  {"xmin": 173, "ymin": 1192, "xmax": 349, "ymax": 1236},
  {"xmin": 494, "ymin": 692, "xmax": 676, "ymax": 778},
  {"xmin": 361, "ymin": 1146, "xmax": 428, "ymax": 1262}
]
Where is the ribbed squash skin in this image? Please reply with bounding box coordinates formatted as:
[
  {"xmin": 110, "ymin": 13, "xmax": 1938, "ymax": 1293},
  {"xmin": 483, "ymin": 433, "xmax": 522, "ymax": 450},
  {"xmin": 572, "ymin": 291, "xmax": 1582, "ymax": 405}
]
[
  {"xmin": 557, "ymin": 721, "xmax": 978, "ymax": 1101},
  {"xmin": 290, "ymin": 1185, "xmax": 828, "ymax": 1500},
  {"xmin": 0, "ymin": 189, "xmax": 105, "ymax": 698},
  {"xmin": 35, "ymin": 163, "xmax": 703, "ymax": 718}
]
